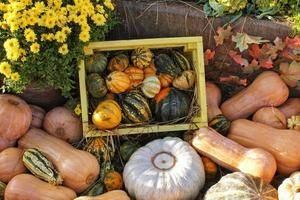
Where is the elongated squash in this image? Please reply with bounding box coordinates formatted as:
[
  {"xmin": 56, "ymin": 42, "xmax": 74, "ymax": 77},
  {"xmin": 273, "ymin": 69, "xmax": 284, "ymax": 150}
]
[
  {"xmin": 206, "ymin": 81, "xmax": 222, "ymax": 121},
  {"xmin": 252, "ymin": 107, "xmax": 287, "ymax": 129},
  {"xmin": 74, "ymin": 190, "xmax": 130, "ymax": 200},
  {"xmin": 221, "ymin": 71, "xmax": 289, "ymax": 120},
  {"xmin": 187, "ymin": 127, "xmax": 276, "ymax": 182},
  {"xmin": 18, "ymin": 128, "xmax": 100, "ymax": 193},
  {"xmin": 278, "ymin": 98, "xmax": 300, "ymax": 118},
  {"xmin": 228, "ymin": 119, "xmax": 300, "ymax": 174}
]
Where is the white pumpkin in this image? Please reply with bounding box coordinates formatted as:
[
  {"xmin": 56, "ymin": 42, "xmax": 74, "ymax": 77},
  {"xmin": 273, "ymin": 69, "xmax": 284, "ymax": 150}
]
[
  {"xmin": 141, "ymin": 76, "xmax": 161, "ymax": 98},
  {"xmin": 123, "ymin": 137, "xmax": 205, "ymax": 200},
  {"xmin": 278, "ymin": 171, "xmax": 300, "ymax": 200}
]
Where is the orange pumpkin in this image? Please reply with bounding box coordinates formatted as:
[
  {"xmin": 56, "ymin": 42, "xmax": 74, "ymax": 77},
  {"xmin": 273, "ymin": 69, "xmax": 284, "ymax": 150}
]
[
  {"xmin": 124, "ymin": 66, "xmax": 144, "ymax": 88},
  {"xmin": 108, "ymin": 54, "xmax": 129, "ymax": 72},
  {"xmin": 144, "ymin": 63, "xmax": 157, "ymax": 78},
  {"xmin": 106, "ymin": 71, "xmax": 130, "ymax": 94},
  {"xmin": 159, "ymin": 73, "xmax": 173, "ymax": 88},
  {"xmin": 92, "ymin": 100, "xmax": 122, "ymax": 129},
  {"xmin": 104, "ymin": 171, "xmax": 123, "ymax": 191}
]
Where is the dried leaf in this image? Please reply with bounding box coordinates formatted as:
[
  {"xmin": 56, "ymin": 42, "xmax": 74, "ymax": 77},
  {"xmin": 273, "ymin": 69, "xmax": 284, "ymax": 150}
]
[
  {"xmin": 204, "ymin": 49, "xmax": 216, "ymax": 65},
  {"xmin": 261, "ymin": 43, "xmax": 278, "ymax": 60},
  {"xmin": 214, "ymin": 25, "xmax": 233, "ymax": 46},
  {"xmin": 281, "ymin": 50, "xmax": 300, "ymax": 61},
  {"xmin": 274, "ymin": 37, "xmax": 286, "ymax": 51},
  {"xmin": 280, "ymin": 61, "xmax": 300, "ymax": 87},
  {"xmin": 259, "ymin": 59, "xmax": 273, "ymax": 69},
  {"xmin": 219, "ymin": 75, "xmax": 248, "ymax": 86},
  {"xmin": 228, "ymin": 50, "xmax": 249, "ymax": 66},
  {"xmin": 285, "ymin": 37, "xmax": 300, "ymax": 49},
  {"xmin": 232, "ymin": 32, "xmax": 269, "ymax": 52},
  {"xmin": 243, "ymin": 59, "xmax": 260, "ymax": 74},
  {"xmin": 248, "ymin": 44, "xmax": 261, "ymax": 59}
]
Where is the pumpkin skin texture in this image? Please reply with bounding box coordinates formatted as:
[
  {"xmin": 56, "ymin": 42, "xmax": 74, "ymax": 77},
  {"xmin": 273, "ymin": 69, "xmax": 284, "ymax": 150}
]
[
  {"xmin": 0, "ymin": 94, "xmax": 32, "ymax": 141},
  {"xmin": 5, "ymin": 174, "xmax": 76, "ymax": 200},
  {"xmin": 106, "ymin": 71, "xmax": 130, "ymax": 94},
  {"xmin": 153, "ymin": 87, "xmax": 191, "ymax": 122},
  {"xmin": 104, "ymin": 171, "xmax": 123, "ymax": 191},
  {"xmin": 131, "ymin": 47, "xmax": 153, "ymax": 69},
  {"xmin": 29, "ymin": 105, "xmax": 46, "ymax": 128},
  {"xmin": 204, "ymin": 172, "xmax": 278, "ymax": 200},
  {"xmin": 252, "ymin": 107, "xmax": 287, "ymax": 129},
  {"xmin": 92, "ymin": 100, "xmax": 122, "ymax": 129},
  {"xmin": 278, "ymin": 171, "xmax": 300, "ymax": 200},
  {"xmin": 141, "ymin": 76, "xmax": 161, "ymax": 98},
  {"xmin": 0, "ymin": 148, "xmax": 26, "ymax": 183},
  {"xmin": 278, "ymin": 98, "xmax": 300, "ymax": 118},
  {"xmin": 87, "ymin": 73, "xmax": 107, "ymax": 98},
  {"xmin": 228, "ymin": 119, "xmax": 300, "ymax": 175},
  {"xmin": 43, "ymin": 107, "xmax": 83, "ymax": 143},
  {"xmin": 74, "ymin": 190, "xmax": 130, "ymax": 200},
  {"xmin": 159, "ymin": 73, "xmax": 173, "ymax": 88},
  {"xmin": 85, "ymin": 53, "xmax": 107, "ymax": 74},
  {"xmin": 187, "ymin": 127, "xmax": 276, "ymax": 182},
  {"xmin": 221, "ymin": 71, "xmax": 289, "ymax": 120},
  {"xmin": 172, "ymin": 70, "xmax": 196, "ymax": 90},
  {"xmin": 124, "ymin": 66, "xmax": 144, "ymax": 88},
  {"xmin": 18, "ymin": 128, "xmax": 100, "ymax": 193},
  {"xmin": 123, "ymin": 137, "xmax": 205, "ymax": 200},
  {"xmin": 108, "ymin": 54, "xmax": 129, "ymax": 72},
  {"xmin": 144, "ymin": 64, "xmax": 157, "ymax": 78}
]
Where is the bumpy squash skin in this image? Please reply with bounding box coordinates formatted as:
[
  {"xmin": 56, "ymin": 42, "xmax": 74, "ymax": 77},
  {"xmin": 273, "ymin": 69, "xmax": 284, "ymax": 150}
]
[
  {"xmin": 104, "ymin": 171, "xmax": 123, "ymax": 191},
  {"xmin": 228, "ymin": 119, "xmax": 300, "ymax": 175},
  {"xmin": 221, "ymin": 71, "xmax": 289, "ymax": 120},
  {"xmin": 278, "ymin": 98, "xmax": 300, "ymax": 118},
  {"xmin": 5, "ymin": 174, "xmax": 76, "ymax": 200},
  {"xmin": 252, "ymin": 107, "xmax": 287, "ymax": 129},
  {"xmin": 74, "ymin": 190, "xmax": 130, "ymax": 200}
]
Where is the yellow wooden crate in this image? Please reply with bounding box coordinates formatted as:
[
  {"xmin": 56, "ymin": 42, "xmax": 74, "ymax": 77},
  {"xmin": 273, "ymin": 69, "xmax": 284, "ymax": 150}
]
[{"xmin": 79, "ymin": 37, "xmax": 207, "ymax": 137}]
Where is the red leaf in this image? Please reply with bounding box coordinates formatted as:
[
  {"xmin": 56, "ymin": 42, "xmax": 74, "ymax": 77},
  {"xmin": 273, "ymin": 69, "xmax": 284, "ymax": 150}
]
[
  {"xmin": 243, "ymin": 59, "xmax": 260, "ymax": 74},
  {"xmin": 204, "ymin": 49, "xmax": 215, "ymax": 65},
  {"xmin": 219, "ymin": 75, "xmax": 248, "ymax": 86},
  {"xmin": 259, "ymin": 59, "xmax": 273, "ymax": 69},
  {"xmin": 228, "ymin": 50, "xmax": 249, "ymax": 66},
  {"xmin": 248, "ymin": 44, "xmax": 261, "ymax": 59},
  {"xmin": 281, "ymin": 50, "xmax": 300, "ymax": 61},
  {"xmin": 214, "ymin": 25, "xmax": 233, "ymax": 46},
  {"xmin": 285, "ymin": 37, "xmax": 300, "ymax": 48}
]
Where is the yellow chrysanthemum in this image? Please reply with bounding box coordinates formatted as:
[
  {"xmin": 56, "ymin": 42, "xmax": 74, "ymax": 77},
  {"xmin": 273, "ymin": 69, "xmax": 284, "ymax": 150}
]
[
  {"xmin": 4, "ymin": 38, "xmax": 20, "ymax": 50},
  {"xmin": 62, "ymin": 26, "xmax": 72, "ymax": 34},
  {"xmin": 96, "ymin": 5, "xmax": 105, "ymax": 14},
  {"xmin": 10, "ymin": 72, "xmax": 20, "ymax": 81},
  {"xmin": 24, "ymin": 28, "xmax": 36, "ymax": 42},
  {"xmin": 92, "ymin": 13, "xmax": 106, "ymax": 26},
  {"xmin": 30, "ymin": 42, "xmax": 40, "ymax": 53},
  {"xmin": 74, "ymin": 104, "xmax": 81, "ymax": 116},
  {"xmin": 79, "ymin": 31, "xmax": 90, "ymax": 42},
  {"xmin": 0, "ymin": 3, "xmax": 7, "ymax": 12},
  {"xmin": 104, "ymin": 0, "xmax": 114, "ymax": 10},
  {"xmin": 55, "ymin": 31, "xmax": 67, "ymax": 43},
  {"xmin": 81, "ymin": 23, "xmax": 90, "ymax": 32},
  {"xmin": 0, "ymin": 62, "xmax": 12, "ymax": 78},
  {"xmin": 58, "ymin": 44, "xmax": 69, "ymax": 55}
]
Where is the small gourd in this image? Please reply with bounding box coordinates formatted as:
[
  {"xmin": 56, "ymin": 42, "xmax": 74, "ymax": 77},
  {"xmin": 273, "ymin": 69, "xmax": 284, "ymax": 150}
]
[
  {"xmin": 85, "ymin": 53, "xmax": 107, "ymax": 74},
  {"xmin": 173, "ymin": 70, "xmax": 196, "ymax": 90},
  {"xmin": 287, "ymin": 115, "xmax": 300, "ymax": 131},
  {"xmin": 0, "ymin": 181, "xmax": 5, "ymax": 200},
  {"xmin": 131, "ymin": 47, "xmax": 153, "ymax": 69},
  {"xmin": 155, "ymin": 54, "xmax": 182, "ymax": 77},
  {"xmin": 124, "ymin": 66, "xmax": 144, "ymax": 88},
  {"xmin": 144, "ymin": 63, "xmax": 157, "ymax": 78},
  {"xmin": 120, "ymin": 141, "xmax": 140, "ymax": 161},
  {"xmin": 202, "ymin": 156, "xmax": 217, "ymax": 179},
  {"xmin": 87, "ymin": 73, "xmax": 107, "ymax": 98},
  {"xmin": 104, "ymin": 171, "xmax": 123, "ymax": 191},
  {"xmin": 159, "ymin": 73, "xmax": 173, "ymax": 88},
  {"xmin": 278, "ymin": 171, "xmax": 300, "ymax": 200},
  {"xmin": 141, "ymin": 76, "xmax": 161, "ymax": 98},
  {"xmin": 106, "ymin": 71, "xmax": 130, "ymax": 94},
  {"xmin": 108, "ymin": 54, "xmax": 129, "ymax": 72},
  {"xmin": 84, "ymin": 137, "xmax": 114, "ymax": 163},
  {"xmin": 170, "ymin": 50, "xmax": 191, "ymax": 70}
]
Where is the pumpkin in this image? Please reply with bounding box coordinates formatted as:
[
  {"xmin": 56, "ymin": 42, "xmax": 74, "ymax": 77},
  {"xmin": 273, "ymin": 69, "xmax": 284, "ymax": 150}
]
[
  {"xmin": 202, "ymin": 156, "xmax": 217, "ymax": 179},
  {"xmin": 208, "ymin": 114, "xmax": 230, "ymax": 135},
  {"xmin": 153, "ymin": 87, "xmax": 191, "ymax": 122},
  {"xmin": 0, "ymin": 94, "xmax": 32, "ymax": 141},
  {"xmin": 108, "ymin": 54, "xmax": 129, "ymax": 72},
  {"xmin": 120, "ymin": 141, "xmax": 140, "ymax": 161},
  {"xmin": 144, "ymin": 63, "xmax": 157, "ymax": 78},
  {"xmin": 122, "ymin": 92, "xmax": 152, "ymax": 123},
  {"xmin": 18, "ymin": 128, "xmax": 100, "ymax": 193},
  {"xmin": 106, "ymin": 71, "xmax": 130, "ymax": 94},
  {"xmin": 204, "ymin": 172, "xmax": 278, "ymax": 200},
  {"xmin": 187, "ymin": 127, "xmax": 276, "ymax": 182},
  {"xmin": 278, "ymin": 171, "xmax": 300, "ymax": 200},
  {"xmin": 159, "ymin": 73, "xmax": 173, "ymax": 88},
  {"xmin": 278, "ymin": 98, "xmax": 300, "ymax": 118},
  {"xmin": 123, "ymin": 137, "xmax": 205, "ymax": 200},
  {"xmin": 85, "ymin": 53, "xmax": 107, "ymax": 74},
  {"xmin": 0, "ymin": 181, "xmax": 5, "ymax": 200},
  {"xmin": 29, "ymin": 105, "xmax": 46, "ymax": 128},
  {"xmin": 74, "ymin": 190, "xmax": 130, "ymax": 200},
  {"xmin": 253, "ymin": 107, "xmax": 287, "ymax": 129},
  {"xmin": 5, "ymin": 174, "xmax": 76, "ymax": 200},
  {"xmin": 131, "ymin": 47, "xmax": 153, "ymax": 69},
  {"xmin": 228, "ymin": 119, "xmax": 300, "ymax": 175},
  {"xmin": 43, "ymin": 107, "xmax": 82, "ymax": 143},
  {"xmin": 87, "ymin": 73, "xmax": 107, "ymax": 98},
  {"xmin": 0, "ymin": 148, "xmax": 26, "ymax": 183},
  {"xmin": 141, "ymin": 76, "xmax": 161, "ymax": 98},
  {"xmin": 92, "ymin": 100, "xmax": 122, "ymax": 129},
  {"xmin": 170, "ymin": 50, "xmax": 191, "ymax": 70},
  {"xmin": 0, "ymin": 138, "xmax": 16, "ymax": 152},
  {"xmin": 84, "ymin": 137, "xmax": 114, "ymax": 163},
  {"xmin": 124, "ymin": 66, "xmax": 144, "ymax": 88},
  {"xmin": 155, "ymin": 54, "xmax": 182, "ymax": 77},
  {"xmin": 104, "ymin": 171, "xmax": 123, "ymax": 191},
  {"xmin": 173, "ymin": 70, "xmax": 196, "ymax": 90},
  {"xmin": 221, "ymin": 71, "xmax": 289, "ymax": 120},
  {"xmin": 287, "ymin": 115, "xmax": 300, "ymax": 131}
]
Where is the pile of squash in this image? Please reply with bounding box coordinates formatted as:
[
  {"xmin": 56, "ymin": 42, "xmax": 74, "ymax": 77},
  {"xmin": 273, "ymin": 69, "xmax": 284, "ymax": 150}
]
[{"xmin": 85, "ymin": 47, "xmax": 197, "ymax": 129}]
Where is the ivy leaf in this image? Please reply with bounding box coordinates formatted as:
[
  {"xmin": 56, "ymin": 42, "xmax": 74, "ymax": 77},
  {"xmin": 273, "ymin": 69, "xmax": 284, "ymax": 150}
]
[
  {"xmin": 232, "ymin": 32, "xmax": 269, "ymax": 52},
  {"xmin": 280, "ymin": 61, "xmax": 300, "ymax": 87},
  {"xmin": 204, "ymin": 49, "xmax": 215, "ymax": 65},
  {"xmin": 219, "ymin": 75, "xmax": 248, "ymax": 86},
  {"xmin": 228, "ymin": 50, "xmax": 249, "ymax": 66},
  {"xmin": 214, "ymin": 25, "xmax": 233, "ymax": 46},
  {"xmin": 243, "ymin": 59, "xmax": 260, "ymax": 74}
]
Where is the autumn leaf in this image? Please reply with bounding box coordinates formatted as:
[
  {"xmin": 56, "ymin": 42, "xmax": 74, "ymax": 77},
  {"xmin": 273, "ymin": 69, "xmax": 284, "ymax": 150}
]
[
  {"xmin": 248, "ymin": 44, "xmax": 261, "ymax": 59},
  {"xmin": 281, "ymin": 50, "xmax": 300, "ymax": 61},
  {"xmin": 243, "ymin": 59, "xmax": 259, "ymax": 74},
  {"xmin": 219, "ymin": 75, "xmax": 248, "ymax": 86},
  {"xmin": 214, "ymin": 25, "xmax": 233, "ymax": 46},
  {"xmin": 274, "ymin": 37, "xmax": 286, "ymax": 51},
  {"xmin": 280, "ymin": 61, "xmax": 300, "ymax": 87},
  {"xmin": 232, "ymin": 32, "xmax": 269, "ymax": 52},
  {"xmin": 204, "ymin": 49, "xmax": 215, "ymax": 65},
  {"xmin": 228, "ymin": 50, "xmax": 249, "ymax": 66},
  {"xmin": 259, "ymin": 59, "xmax": 273, "ymax": 69},
  {"xmin": 285, "ymin": 37, "xmax": 300, "ymax": 49}
]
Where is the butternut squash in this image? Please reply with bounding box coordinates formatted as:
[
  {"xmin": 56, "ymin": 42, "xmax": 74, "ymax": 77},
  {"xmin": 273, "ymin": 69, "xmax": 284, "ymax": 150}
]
[
  {"xmin": 0, "ymin": 138, "xmax": 16, "ymax": 152},
  {"xmin": 252, "ymin": 107, "xmax": 287, "ymax": 129},
  {"xmin": 18, "ymin": 128, "xmax": 100, "ymax": 193},
  {"xmin": 5, "ymin": 174, "xmax": 76, "ymax": 200},
  {"xmin": 278, "ymin": 98, "xmax": 300, "ymax": 118},
  {"xmin": 74, "ymin": 190, "xmax": 130, "ymax": 200},
  {"xmin": 206, "ymin": 81, "xmax": 222, "ymax": 121},
  {"xmin": 228, "ymin": 119, "xmax": 300, "ymax": 175},
  {"xmin": 187, "ymin": 127, "xmax": 276, "ymax": 182},
  {"xmin": 221, "ymin": 71, "xmax": 289, "ymax": 120}
]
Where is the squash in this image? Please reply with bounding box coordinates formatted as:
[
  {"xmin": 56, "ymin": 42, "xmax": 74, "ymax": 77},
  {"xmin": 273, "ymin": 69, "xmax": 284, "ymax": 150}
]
[
  {"xmin": 278, "ymin": 98, "xmax": 300, "ymax": 118},
  {"xmin": 221, "ymin": 71, "xmax": 289, "ymax": 120},
  {"xmin": 0, "ymin": 94, "xmax": 32, "ymax": 141},
  {"xmin": 85, "ymin": 53, "xmax": 107, "ymax": 74},
  {"xmin": 172, "ymin": 70, "xmax": 196, "ymax": 90},
  {"xmin": 155, "ymin": 54, "xmax": 182, "ymax": 77},
  {"xmin": 0, "ymin": 138, "xmax": 16, "ymax": 152},
  {"xmin": 84, "ymin": 137, "xmax": 114, "ymax": 163},
  {"xmin": 104, "ymin": 171, "xmax": 123, "ymax": 191},
  {"xmin": 29, "ymin": 105, "xmax": 46, "ymax": 128},
  {"xmin": 228, "ymin": 119, "xmax": 300, "ymax": 175},
  {"xmin": 5, "ymin": 174, "xmax": 76, "ymax": 200},
  {"xmin": 141, "ymin": 76, "xmax": 161, "ymax": 98},
  {"xmin": 187, "ymin": 127, "xmax": 276, "ymax": 182},
  {"xmin": 144, "ymin": 63, "xmax": 157, "ymax": 78},
  {"xmin": 131, "ymin": 47, "xmax": 153, "ymax": 69},
  {"xmin": 278, "ymin": 171, "xmax": 300, "ymax": 200},
  {"xmin": 92, "ymin": 100, "xmax": 122, "ymax": 129},
  {"xmin": 43, "ymin": 107, "xmax": 82, "ymax": 143},
  {"xmin": 153, "ymin": 87, "xmax": 191, "ymax": 122},
  {"xmin": 124, "ymin": 66, "xmax": 144, "ymax": 88},
  {"xmin": 23, "ymin": 148, "xmax": 63, "ymax": 185},
  {"xmin": 108, "ymin": 54, "xmax": 129, "ymax": 72},
  {"xmin": 253, "ymin": 107, "xmax": 287, "ymax": 129},
  {"xmin": 206, "ymin": 82, "xmax": 222, "ymax": 121},
  {"xmin": 287, "ymin": 115, "xmax": 300, "ymax": 131},
  {"xmin": 82, "ymin": 180, "xmax": 105, "ymax": 196},
  {"xmin": 0, "ymin": 147, "xmax": 26, "ymax": 183},
  {"xmin": 120, "ymin": 141, "xmax": 140, "ymax": 161},
  {"xmin": 158, "ymin": 73, "xmax": 173, "ymax": 88},
  {"xmin": 18, "ymin": 128, "xmax": 100, "ymax": 193},
  {"xmin": 170, "ymin": 50, "xmax": 191, "ymax": 70},
  {"xmin": 122, "ymin": 92, "xmax": 152, "ymax": 123},
  {"xmin": 208, "ymin": 114, "xmax": 231, "ymax": 135},
  {"xmin": 202, "ymin": 156, "xmax": 217, "ymax": 179},
  {"xmin": 123, "ymin": 137, "xmax": 205, "ymax": 200},
  {"xmin": 106, "ymin": 71, "xmax": 130, "ymax": 94},
  {"xmin": 74, "ymin": 190, "xmax": 130, "ymax": 200},
  {"xmin": 87, "ymin": 73, "xmax": 107, "ymax": 98},
  {"xmin": 204, "ymin": 172, "xmax": 278, "ymax": 200},
  {"xmin": 0, "ymin": 181, "xmax": 5, "ymax": 200}
]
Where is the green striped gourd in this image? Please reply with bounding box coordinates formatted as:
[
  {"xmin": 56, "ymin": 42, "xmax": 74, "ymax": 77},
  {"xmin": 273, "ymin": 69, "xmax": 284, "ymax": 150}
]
[
  {"xmin": 87, "ymin": 73, "xmax": 107, "ymax": 98},
  {"xmin": 131, "ymin": 47, "xmax": 153, "ymax": 69},
  {"xmin": 22, "ymin": 148, "xmax": 63, "ymax": 185},
  {"xmin": 0, "ymin": 181, "xmax": 5, "ymax": 200},
  {"xmin": 155, "ymin": 54, "xmax": 182, "ymax": 77},
  {"xmin": 208, "ymin": 114, "xmax": 231, "ymax": 135},
  {"xmin": 85, "ymin": 53, "xmax": 107, "ymax": 74},
  {"xmin": 170, "ymin": 51, "xmax": 191, "ymax": 70}
]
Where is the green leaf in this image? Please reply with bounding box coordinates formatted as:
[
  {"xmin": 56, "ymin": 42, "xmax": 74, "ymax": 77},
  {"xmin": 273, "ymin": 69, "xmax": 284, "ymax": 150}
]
[
  {"xmin": 208, "ymin": 0, "xmax": 224, "ymax": 16},
  {"xmin": 232, "ymin": 32, "xmax": 269, "ymax": 52}
]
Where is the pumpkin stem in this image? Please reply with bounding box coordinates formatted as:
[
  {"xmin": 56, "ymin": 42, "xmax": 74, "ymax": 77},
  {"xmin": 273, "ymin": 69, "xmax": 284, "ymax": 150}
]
[
  {"xmin": 151, "ymin": 151, "xmax": 176, "ymax": 171},
  {"xmin": 8, "ymin": 99, "xmax": 19, "ymax": 105}
]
